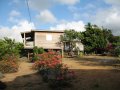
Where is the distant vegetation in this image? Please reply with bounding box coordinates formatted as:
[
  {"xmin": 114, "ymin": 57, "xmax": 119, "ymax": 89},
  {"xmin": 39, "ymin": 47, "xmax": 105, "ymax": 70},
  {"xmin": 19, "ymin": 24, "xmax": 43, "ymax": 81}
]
[
  {"xmin": 0, "ymin": 37, "xmax": 23, "ymax": 59},
  {"xmin": 60, "ymin": 23, "xmax": 120, "ymax": 56}
]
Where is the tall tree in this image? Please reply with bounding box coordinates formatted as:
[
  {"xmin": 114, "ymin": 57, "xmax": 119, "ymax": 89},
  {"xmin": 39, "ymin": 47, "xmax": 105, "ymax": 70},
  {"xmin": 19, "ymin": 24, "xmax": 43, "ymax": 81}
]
[{"xmin": 82, "ymin": 23, "xmax": 107, "ymax": 54}]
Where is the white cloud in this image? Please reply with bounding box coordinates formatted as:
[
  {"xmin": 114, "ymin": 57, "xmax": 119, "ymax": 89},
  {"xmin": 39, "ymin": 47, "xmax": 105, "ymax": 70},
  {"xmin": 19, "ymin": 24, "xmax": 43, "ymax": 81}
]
[
  {"xmin": 73, "ymin": 12, "xmax": 90, "ymax": 20},
  {"xmin": 0, "ymin": 27, "xmax": 12, "ymax": 39},
  {"xmin": 104, "ymin": 0, "xmax": 120, "ymax": 5},
  {"xmin": 0, "ymin": 20, "xmax": 35, "ymax": 42},
  {"xmin": 68, "ymin": 6, "xmax": 79, "ymax": 13},
  {"xmin": 0, "ymin": 26, "xmax": 23, "ymax": 42},
  {"xmin": 29, "ymin": 0, "xmax": 53, "ymax": 11},
  {"xmin": 68, "ymin": 0, "xmax": 120, "ymax": 35},
  {"xmin": 9, "ymin": 10, "xmax": 20, "ymax": 17},
  {"xmin": 50, "ymin": 20, "xmax": 85, "ymax": 32},
  {"xmin": 12, "ymin": 20, "xmax": 35, "ymax": 32},
  {"xmin": 12, "ymin": 0, "xmax": 20, "ymax": 4},
  {"xmin": 57, "ymin": 0, "xmax": 80, "ymax": 5},
  {"xmin": 9, "ymin": 10, "xmax": 21, "ymax": 23},
  {"xmin": 9, "ymin": 17, "xmax": 19, "ymax": 23},
  {"xmin": 68, "ymin": 3, "xmax": 95, "ymax": 20},
  {"xmin": 29, "ymin": 0, "xmax": 80, "ymax": 11},
  {"xmin": 9, "ymin": 0, "xmax": 20, "ymax": 5},
  {"xmin": 92, "ymin": 7, "xmax": 120, "ymax": 35},
  {"xmin": 36, "ymin": 10, "xmax": 57, "ymax": 24}
]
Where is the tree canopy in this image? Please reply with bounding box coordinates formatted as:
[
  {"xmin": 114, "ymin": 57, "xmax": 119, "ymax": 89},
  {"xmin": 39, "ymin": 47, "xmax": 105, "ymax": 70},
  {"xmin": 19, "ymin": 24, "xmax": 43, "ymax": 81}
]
[
  {"xmin": 82, "ymin": 23, "xmax": 108, "ymax": 54},
  {"xmin": 0, "ymin": 37, "xmax": 23, "ymax": 60},
  {"xmin": 60, "ymin": 23, "xmax": 120, "ymax": 56}
]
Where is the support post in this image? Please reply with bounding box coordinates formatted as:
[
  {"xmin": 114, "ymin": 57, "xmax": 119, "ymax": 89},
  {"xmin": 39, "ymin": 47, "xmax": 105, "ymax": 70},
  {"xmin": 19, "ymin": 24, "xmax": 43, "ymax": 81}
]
[
  {"xmin": 61, "ymin": 42, "xmax": 64, "ymax": 58},
  {"xmin": 28, "ymin": 51, "xmax": 30, "ymax": 60},
  {"xmin": 23, "ymin": 33, "xmax": 26, "ymax": 47}
]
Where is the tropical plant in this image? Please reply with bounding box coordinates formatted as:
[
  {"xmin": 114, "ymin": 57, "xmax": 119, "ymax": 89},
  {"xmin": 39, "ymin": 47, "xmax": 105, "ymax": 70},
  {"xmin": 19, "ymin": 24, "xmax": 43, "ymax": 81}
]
[{"xmin": 0, "ymin": 37, "xmax": 23, "ymax": 60}]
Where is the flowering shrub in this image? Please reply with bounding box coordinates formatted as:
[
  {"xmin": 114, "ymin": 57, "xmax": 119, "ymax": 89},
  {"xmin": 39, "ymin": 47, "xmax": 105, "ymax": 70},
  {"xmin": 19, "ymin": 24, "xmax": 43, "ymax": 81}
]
[
  {"xmin": 33, "ymin": 50, "xmax": 76, "ymax": 88},
  {"xmin": 0, "ymin": 55, "xmax": 19, "ymax": 73}
]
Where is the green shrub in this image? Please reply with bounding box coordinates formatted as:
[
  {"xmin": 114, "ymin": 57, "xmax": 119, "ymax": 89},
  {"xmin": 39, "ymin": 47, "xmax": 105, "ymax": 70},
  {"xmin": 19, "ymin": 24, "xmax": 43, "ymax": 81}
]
[
  {"xmin": 0, "ymin": 37, "xmax": 23, "ymax": 60},
  {"xmin": 32, "ymin": 55, "xmax": 39, "ymax": 62},
  {"xmin": 114, "ymin": 46, "xmax": 120, "ymax": 57},
  {"xmin": 32, "ymin": 46, "xmax": 45, "ymax": 62},
  {"xmin": 33, "ymin": 46, "xmax": 45, "ymax": 55}
]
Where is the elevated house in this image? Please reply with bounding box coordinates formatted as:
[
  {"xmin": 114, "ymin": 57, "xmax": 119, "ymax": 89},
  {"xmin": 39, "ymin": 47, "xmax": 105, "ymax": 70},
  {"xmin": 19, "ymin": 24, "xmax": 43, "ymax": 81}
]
[
  {"xmin": 21, "ymin": 30, "xmax": 84, "ymax": 58},
  {"xmin": 21, "ymin": 30, "xmax": 64, "ymax": 58}
]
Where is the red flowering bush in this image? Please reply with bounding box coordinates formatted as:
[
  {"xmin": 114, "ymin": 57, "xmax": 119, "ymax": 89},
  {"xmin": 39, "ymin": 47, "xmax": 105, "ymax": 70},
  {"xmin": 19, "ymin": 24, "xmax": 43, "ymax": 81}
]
[
  {"xmin": 33, "ymin": 50, "xmax": 62, "ymax": 69},
  {"xmin": 0, "ymin": 54, "xmax": 19, "ymax": 73},
  {"xmin": 33, "ymin": 50, "xmax": 76, "ymax": 88}
]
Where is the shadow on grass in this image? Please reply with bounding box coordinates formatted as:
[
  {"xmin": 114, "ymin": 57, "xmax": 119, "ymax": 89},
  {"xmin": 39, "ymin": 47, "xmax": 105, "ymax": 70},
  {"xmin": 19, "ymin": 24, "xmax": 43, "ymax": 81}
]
[
  {"xmin": 67, "ymin": 57, "xmax": 120, "ymax": 69},
  {"xmin": 0, "ymin": 81, "xmax": 6, "ymax": 90},
  {"xmin": 1, "ymin": 69, "xmax": 120, "ymax": 90},
  {"xmin": 72, "ymin": 69, "xmax": 120, "ymax": 90}
]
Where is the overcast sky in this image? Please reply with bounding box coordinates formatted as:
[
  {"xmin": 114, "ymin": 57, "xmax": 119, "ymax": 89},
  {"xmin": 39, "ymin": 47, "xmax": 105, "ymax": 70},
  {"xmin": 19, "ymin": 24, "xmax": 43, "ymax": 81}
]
[{"xmin": 0, "ymin": 0, "xmax": 120, "ymax": 42}]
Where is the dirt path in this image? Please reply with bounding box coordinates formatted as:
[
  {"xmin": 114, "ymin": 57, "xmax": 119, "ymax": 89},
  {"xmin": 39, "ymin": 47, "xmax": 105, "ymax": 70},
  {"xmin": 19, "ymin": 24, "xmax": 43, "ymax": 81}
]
[
  {"xmin": 1, "ymin": 61, "xmax": 49, "ymax": 90},
  {"xmin": 1, "ymin": 61, "xmax": 36, "ymax": 82},
  {"xmin": 1, "ymin": 57, "xmax": 120, "ymax": 90}
]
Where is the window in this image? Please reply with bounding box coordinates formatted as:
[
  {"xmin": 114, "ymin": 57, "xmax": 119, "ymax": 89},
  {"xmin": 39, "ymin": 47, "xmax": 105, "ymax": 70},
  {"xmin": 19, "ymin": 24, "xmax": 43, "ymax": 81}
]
[{"xmin": 46, "ymin": 34, "xmax": 52, "ymax": 41}]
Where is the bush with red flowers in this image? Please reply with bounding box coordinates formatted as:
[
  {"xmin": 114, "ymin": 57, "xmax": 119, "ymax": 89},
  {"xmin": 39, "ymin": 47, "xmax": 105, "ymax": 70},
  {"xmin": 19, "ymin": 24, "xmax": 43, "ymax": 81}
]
[
  {"xmin": 33, "ymin": 50, "xmax": 76, "ymax": 88},
  {"xmin": 0, "ymin": 54, "xmax": 19, "ymax": 73}
]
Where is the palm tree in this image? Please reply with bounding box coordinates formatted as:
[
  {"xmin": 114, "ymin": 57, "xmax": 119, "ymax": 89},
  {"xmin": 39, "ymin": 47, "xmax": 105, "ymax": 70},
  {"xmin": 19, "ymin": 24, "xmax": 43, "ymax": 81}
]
[{"xmin": 0, "ymin": 37, "xmax": 23, "ymax": 59}]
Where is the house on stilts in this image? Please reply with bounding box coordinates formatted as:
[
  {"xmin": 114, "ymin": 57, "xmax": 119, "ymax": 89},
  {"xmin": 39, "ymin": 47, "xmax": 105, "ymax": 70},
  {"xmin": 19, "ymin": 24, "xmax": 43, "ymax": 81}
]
[{"xmin": 21, "ymin": 30, "xmax": 64, "ymax": 59}]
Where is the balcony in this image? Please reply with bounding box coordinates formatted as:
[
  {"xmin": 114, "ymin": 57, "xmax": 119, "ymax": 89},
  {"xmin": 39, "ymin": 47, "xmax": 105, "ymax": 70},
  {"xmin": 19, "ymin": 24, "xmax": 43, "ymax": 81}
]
[{"xmin": 24, "ymin": 41, "xmax": 34, "ymax": 49}]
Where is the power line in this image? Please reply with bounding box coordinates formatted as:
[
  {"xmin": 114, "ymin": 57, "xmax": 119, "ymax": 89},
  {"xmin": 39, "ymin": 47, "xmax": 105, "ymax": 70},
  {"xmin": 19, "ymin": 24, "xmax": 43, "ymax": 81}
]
[{"xmin": 25, "ymin": 0, "xmax": 32, "ymax": 23}]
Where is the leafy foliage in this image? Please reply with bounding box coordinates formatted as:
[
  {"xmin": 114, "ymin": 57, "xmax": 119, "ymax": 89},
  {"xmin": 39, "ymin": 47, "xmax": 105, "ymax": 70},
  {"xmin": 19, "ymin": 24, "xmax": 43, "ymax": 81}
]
[
  {"xmin": 32, "ymin": 46, "xmax": 45, "ymax": 61},
  {"xmin": 82, "ymin": 23, "xmax": 108, "ymax": 54},
  {"xmin": 33, "ymin": 46, "xmax": 45, "ymax": 55},
  {"xmin": 102, "ymin": 29, "xmax": 120, "ymax": 56},
  {"xmin": 114, "ymin": 46, "xmax": 120, "ymax": 57},
  {"xmin": 60, "ymin": 23, "xmax": 120, "ymax": 56},
  {"xmin": 0, "ymin": 37, "xmax": 23, "ymax": 60}
]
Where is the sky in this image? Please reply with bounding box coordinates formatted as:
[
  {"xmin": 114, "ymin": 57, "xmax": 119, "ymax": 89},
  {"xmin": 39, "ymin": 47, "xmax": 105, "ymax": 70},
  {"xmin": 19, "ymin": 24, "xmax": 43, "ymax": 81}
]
[{"xmin": 0, "ymin": 0, "xmax": 120, "ymax": 42}]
